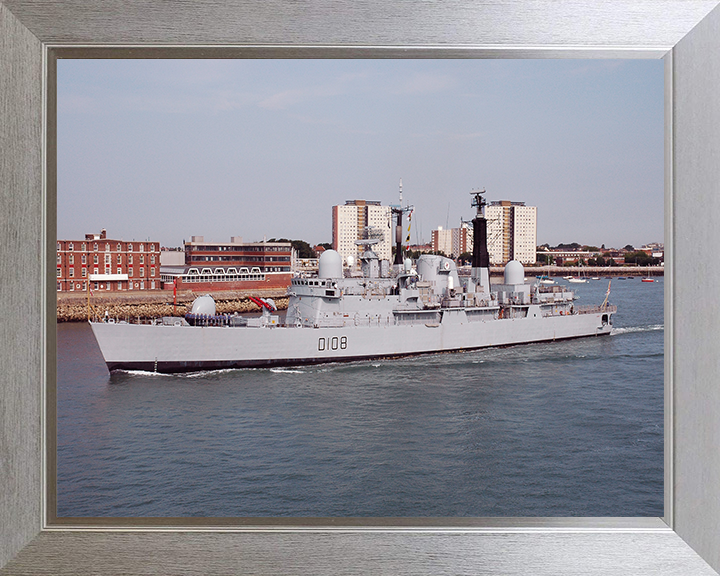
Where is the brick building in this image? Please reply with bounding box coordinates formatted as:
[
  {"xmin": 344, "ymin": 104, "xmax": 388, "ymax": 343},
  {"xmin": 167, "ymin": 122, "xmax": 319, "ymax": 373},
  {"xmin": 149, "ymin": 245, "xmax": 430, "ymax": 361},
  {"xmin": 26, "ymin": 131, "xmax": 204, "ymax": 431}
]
[
  {"xmin": 56, "ymin": 229, "xmax": 161, "ymax": 292},
  {"xmin": 159, "ymin": 236, "xmax": 293, "ymax": 292}
]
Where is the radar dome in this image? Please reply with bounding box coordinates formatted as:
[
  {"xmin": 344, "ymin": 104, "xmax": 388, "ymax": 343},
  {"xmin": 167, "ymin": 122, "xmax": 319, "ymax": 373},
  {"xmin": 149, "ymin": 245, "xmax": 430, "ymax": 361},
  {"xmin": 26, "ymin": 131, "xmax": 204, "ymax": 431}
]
[
  {"xmin": 504, "ymin": 260, "xmax": 525, "ymax": 285},
  {"xmin": 191, "ymin": 294, "xmax": 216, "ymax": 316},
  {"xmin": 318, "ymin": 249, "xmax": 343, "ymax": 279}
]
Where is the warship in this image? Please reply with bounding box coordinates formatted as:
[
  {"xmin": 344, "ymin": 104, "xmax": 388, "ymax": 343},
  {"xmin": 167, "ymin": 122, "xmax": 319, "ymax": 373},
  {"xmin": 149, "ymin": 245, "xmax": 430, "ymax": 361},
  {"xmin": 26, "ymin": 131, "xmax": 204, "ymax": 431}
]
[{"xmin": 90, "ymin": 191, "xmax": 616, "ymax": 373}]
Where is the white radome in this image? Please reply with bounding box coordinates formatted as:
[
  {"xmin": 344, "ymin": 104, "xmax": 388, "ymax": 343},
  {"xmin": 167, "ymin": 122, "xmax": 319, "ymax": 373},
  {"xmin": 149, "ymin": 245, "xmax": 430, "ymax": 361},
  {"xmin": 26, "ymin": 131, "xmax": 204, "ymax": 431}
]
[
  {"xmin": 504, "ymin": 260, "xmax": 525, "ymax": 285},
  {"xmin": 318, "ymin": 249, "xmax": 343, "ymax": 279},
  {"xmin": 191, "ymin": 294, "xmax": 216, "ymax": 316}
]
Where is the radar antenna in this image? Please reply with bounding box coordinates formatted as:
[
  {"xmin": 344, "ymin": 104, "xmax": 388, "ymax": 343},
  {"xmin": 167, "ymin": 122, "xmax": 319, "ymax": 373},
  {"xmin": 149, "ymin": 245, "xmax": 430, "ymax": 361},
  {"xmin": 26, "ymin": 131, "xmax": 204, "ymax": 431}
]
[{"xmin": 470, "ymin": 189, "xmax": 487, "ymax": 216}]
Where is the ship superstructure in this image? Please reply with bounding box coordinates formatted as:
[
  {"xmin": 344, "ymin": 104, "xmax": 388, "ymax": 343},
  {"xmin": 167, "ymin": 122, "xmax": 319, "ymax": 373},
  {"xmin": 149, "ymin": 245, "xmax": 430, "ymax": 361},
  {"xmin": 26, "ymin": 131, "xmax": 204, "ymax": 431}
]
[{"xmin": 90, "ymin": 191, "xmax": 616, "ymax": 373}]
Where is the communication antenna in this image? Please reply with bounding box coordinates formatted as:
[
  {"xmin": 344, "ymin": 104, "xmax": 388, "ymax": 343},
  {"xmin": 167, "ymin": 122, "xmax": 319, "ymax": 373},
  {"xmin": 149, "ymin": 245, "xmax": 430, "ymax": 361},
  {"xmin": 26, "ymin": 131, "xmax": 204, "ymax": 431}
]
[{"xmin": 470, "ymin": 188, "xmax": 487, "ymax": 216}]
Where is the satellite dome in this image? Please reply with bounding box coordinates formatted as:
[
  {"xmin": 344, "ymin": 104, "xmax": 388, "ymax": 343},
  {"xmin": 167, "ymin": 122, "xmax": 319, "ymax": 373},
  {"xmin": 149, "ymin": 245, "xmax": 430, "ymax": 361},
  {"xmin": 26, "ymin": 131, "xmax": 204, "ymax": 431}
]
[
  {"xmin": 191, "ymin": 294, "xmax": 216, "ymax": 316},
  {"xmin": 504, "ymin": 260, "xmax": 525, "ymax": 285},
  {"xmin": 318, "ymin": 249, "xmax": 342, "ymax": 279}
]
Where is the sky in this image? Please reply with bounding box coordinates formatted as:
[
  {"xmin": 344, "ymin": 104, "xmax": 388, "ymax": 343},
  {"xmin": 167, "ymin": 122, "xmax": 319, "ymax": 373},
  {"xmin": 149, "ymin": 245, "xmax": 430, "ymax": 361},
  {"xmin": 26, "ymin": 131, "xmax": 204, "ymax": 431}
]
[{"xmin": 57, "ymin": 59, "xmax": 664, "ymax": 249}]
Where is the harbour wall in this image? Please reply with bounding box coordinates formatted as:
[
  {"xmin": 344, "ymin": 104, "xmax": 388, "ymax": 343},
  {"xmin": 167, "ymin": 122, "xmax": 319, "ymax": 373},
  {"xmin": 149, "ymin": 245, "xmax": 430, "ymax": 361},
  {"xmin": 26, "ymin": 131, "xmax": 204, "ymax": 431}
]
[
  {"xmin": 57, "ymin": 266, "xmax": 663, "ymax": 322},
  {"xmin": 57, "ymin": 289, "xmax": 289, "ymax": 323}
]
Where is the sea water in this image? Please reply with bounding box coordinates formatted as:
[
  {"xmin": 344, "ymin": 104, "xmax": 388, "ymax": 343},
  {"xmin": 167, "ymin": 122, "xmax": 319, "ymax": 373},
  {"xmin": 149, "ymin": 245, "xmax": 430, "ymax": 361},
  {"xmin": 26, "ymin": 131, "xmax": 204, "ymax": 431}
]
[{"xmin": 57, "ymin": 277, "xmax": 663, "ymax": 517}]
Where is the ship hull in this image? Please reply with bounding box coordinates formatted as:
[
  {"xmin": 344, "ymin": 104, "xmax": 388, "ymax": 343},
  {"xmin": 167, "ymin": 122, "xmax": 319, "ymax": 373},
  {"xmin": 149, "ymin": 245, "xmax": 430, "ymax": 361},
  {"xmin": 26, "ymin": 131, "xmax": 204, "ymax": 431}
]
[{"xmin": 90, "ymin": 312, "xmax": 612, "ymax": 373}]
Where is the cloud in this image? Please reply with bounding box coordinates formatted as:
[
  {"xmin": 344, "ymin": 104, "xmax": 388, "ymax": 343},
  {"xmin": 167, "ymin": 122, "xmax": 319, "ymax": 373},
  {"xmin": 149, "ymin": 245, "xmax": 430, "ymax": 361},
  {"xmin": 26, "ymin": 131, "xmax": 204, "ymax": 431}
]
[
  {"xmin": 391, "ymin": 73, "xmax": 457, "ymax": 95},
  {"xmin": 58, "ymin": 89, "xmax": 257, "ymax": 115},
  {"xmin": 258, "ymin": 71, "xmax": 371, "ymax": 110}
]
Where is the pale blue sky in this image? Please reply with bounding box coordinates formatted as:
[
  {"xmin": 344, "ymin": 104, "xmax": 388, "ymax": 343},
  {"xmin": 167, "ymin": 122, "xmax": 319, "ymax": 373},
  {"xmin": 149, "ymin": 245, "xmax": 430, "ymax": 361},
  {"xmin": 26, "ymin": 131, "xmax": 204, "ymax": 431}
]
[{"xmin": 57, "ymin": 59, "xmax": 664, "ymax": 249}]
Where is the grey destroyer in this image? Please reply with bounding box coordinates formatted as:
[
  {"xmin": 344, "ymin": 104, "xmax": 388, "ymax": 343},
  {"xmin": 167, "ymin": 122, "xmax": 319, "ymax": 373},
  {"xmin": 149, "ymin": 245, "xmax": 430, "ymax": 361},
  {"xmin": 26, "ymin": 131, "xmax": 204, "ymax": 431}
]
[{"xmin": 90, "ymin": 191, "xmax": 616, "ymax": 373}]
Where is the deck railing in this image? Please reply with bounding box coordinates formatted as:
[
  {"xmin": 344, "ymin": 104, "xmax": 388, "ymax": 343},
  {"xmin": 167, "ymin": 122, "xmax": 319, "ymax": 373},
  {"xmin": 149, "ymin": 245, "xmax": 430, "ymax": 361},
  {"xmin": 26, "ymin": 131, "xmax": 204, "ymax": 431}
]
[{"xmin": 576, "ymin": 304, "xmax": 618, "ymax": 315}]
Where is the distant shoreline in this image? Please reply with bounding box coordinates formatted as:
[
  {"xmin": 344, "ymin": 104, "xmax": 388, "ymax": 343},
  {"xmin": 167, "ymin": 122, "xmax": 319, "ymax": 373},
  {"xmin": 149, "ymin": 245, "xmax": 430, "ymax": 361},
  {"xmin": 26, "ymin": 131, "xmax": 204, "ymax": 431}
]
[{"xmin": 487, "ymin": 265, "xmax": 664, "ymax": 277}]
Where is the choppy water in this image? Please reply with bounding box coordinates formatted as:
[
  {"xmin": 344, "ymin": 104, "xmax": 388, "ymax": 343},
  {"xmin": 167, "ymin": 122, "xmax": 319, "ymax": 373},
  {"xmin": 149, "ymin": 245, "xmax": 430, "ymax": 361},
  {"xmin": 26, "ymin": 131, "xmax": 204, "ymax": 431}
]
[{"xmin": 57, "ymin": 277, "xmax": 663, "ymax": 517}]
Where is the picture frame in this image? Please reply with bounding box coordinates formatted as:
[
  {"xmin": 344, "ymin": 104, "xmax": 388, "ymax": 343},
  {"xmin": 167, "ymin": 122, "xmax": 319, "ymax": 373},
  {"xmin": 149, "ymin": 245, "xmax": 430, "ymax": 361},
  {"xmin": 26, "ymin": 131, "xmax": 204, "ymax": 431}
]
[{"xmin": 2, "ymin": 1, "xmax": 720, "ymax": 574}]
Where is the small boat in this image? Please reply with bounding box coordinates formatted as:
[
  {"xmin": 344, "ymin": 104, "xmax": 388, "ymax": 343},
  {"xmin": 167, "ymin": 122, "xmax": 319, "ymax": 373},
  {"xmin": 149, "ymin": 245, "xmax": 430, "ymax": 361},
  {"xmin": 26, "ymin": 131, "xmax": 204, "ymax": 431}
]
[
  {"xmin": 536, "ymin": 275, "xmax": 555, "ymax": 285},
  {"xmin": 590, "ymin": 276, "xmax": 600, "ymax": 280},
  {"xmin": 568, "ymin": 265, "xmax": 587, "ymax": 283},
  {"xmin": 642, "ymin": 276, "xmax": 654, "ymax": 283}
]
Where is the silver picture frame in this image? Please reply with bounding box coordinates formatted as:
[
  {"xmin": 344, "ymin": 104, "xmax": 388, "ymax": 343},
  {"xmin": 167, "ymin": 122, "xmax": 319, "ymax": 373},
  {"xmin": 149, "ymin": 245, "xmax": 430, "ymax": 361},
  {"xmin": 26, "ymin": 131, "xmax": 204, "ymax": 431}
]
[{"xmin": 2, "ymin": 1, "xmax": 720, "ymax": 574}]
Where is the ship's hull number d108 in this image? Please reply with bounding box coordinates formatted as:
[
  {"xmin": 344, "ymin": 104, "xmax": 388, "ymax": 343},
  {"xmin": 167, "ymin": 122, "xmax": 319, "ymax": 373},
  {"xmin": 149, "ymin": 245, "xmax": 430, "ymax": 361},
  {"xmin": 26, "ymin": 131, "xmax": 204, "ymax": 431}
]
[{"xmin": 318, "ymin": 336, "xmax": 347, "ymax": 351}]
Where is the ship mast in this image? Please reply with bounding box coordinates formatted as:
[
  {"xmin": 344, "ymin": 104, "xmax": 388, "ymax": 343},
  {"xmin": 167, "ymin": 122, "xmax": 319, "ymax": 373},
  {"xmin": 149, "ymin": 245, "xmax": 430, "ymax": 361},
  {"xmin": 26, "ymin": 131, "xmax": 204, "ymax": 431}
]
[{"xmin": 391, "ymin": 179, "xmax": 413, "ymax": 266}]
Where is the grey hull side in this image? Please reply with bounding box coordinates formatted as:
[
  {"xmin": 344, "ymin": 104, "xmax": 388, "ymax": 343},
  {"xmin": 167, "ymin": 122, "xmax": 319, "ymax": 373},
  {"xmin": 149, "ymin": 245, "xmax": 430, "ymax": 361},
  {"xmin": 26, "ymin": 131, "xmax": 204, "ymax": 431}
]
[
  {"xmin": 91, "ymin": 313, "xmax": 612, "ymax": 374},
  {"xmin": 105, "ymin": 332, "xmax": 610, "ymax": 373}
]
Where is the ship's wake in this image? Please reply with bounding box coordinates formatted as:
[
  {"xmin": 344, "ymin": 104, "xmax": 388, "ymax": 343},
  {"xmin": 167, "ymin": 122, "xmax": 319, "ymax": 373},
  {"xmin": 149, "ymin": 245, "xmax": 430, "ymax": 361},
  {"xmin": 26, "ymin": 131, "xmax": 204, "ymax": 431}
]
[{"xmin": 611, "ymin": 324, "xmax": 664, "ymax": 336}]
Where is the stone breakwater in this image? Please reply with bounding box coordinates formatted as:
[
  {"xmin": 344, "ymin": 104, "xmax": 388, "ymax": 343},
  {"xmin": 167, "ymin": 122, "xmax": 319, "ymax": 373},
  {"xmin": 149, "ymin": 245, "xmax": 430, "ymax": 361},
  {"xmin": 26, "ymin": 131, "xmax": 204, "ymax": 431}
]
[{"xmin": 57, "ymin": 293, "xmax": 289, "ymax": 323}]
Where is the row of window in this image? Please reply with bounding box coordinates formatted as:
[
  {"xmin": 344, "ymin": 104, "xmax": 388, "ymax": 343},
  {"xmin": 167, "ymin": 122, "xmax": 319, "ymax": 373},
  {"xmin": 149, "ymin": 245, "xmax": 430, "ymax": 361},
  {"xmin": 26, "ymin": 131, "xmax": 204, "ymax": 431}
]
[
  {"xmin": 57, "ymin": 242, "xmax": 157, "ymax": 252},
  {"xmin": 183, "ymin": 266, "xmax": 290, "ymax": 275},
  {"xmin": 57, "ymin": 266, "xmax": 156, "ymax": 278},
  {"xmin": 57, "ymin": 254, "xmax": 155, "ymax": 265},
  {"xmin": 188, "ymin": 245, "xmax": 290, "ymax": 253},
  {"xmin": 57, "ymin": 280, "xmax": 157, "ymax": 291},
  {"xmin": 173, "ymin": 274, "xmax": 266, "ymax": 283},
  {"xmin": 189, "ymin": 255, "xmax": 290, "ymax": 262}
]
